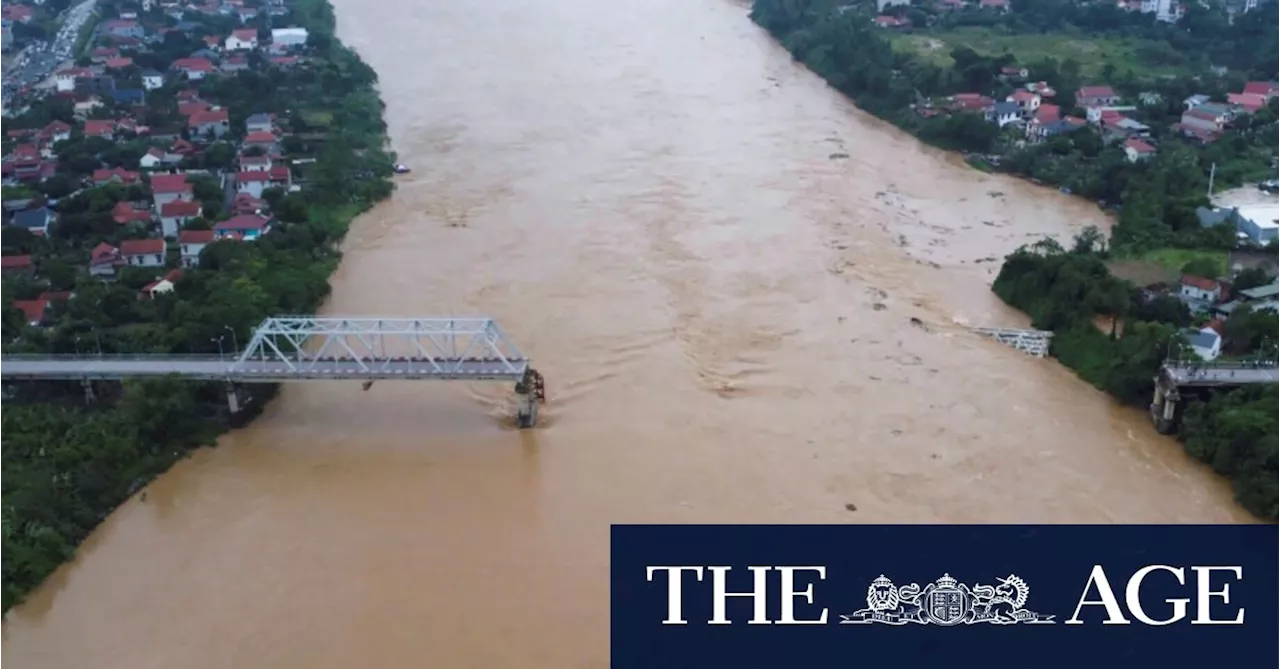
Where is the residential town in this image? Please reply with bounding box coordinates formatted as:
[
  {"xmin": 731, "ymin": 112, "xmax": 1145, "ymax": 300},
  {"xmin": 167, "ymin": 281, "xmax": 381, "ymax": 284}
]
[
  {"xmin": 913, "ymin": 73, "xmax": 1279, "ymax": 243},
  {"xmin": 2, "ymin": 0, "xmax": 316, "ymax": 326}
]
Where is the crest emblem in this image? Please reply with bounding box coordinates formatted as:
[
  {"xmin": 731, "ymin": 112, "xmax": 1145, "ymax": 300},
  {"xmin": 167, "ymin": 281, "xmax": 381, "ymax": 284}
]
[
  {"xmin": 926, "ymin": 575, "xmax": 968, "ymax": 625},
  {"xmin": 841, "ymin": 573, "xmax": 1055, "ymax": 626}
]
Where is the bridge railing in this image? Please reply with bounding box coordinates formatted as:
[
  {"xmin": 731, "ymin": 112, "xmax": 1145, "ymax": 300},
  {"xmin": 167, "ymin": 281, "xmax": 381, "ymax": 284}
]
[
  {"xmin": 1164, "ymin": 360, "xmax": 1278, "ymax": 371},
  {"xmin": 1, "ymin": 354, "xmax": 228, "ymax": 362}
]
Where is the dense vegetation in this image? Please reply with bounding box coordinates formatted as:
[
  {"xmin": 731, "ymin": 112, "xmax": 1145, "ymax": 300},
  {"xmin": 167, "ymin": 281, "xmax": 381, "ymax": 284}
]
[
  {"xmin": 1, "ymin": 0, "xmax": 396, "ymax": 611},
  {"xmin": 750, "ymin": 0, "xmax": 1278, "ymax": 518},
  {"xmin": 750, "ymin": 0, "xmax": 1278, "ymax": 252},
  {"xmin": 993, "ymin": 236, "xmax": 1278, "ymax": 520}
]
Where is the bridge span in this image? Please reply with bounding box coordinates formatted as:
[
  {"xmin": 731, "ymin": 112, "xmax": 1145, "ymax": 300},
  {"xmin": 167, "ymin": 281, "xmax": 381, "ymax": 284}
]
[
  {"xmin": 1149, "ymin": 360, "xmax": 1278, "ymax": 434},
  {"xmin": 0, "ymin": 316, "xmax": 546, "ymax": 427}
]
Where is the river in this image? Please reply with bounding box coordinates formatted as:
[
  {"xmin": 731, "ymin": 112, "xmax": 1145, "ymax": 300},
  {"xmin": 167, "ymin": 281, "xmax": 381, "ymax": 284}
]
[{"xmin": 0, "ymin": 0, "xmax": 1256, "ymax": 667}]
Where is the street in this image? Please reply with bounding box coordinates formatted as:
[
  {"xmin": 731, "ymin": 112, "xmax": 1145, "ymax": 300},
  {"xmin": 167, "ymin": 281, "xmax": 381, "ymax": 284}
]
[{"xmin": 1, "ymin": 0, "xmax": 97, "ymax": 113}]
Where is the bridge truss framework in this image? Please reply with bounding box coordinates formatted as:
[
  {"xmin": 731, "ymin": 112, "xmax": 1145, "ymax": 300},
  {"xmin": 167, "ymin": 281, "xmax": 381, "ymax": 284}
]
[
  {"xmin": 1, "ymin": 316, "xmax": 544, "ymax": 426},
  {"xmin": 233, "ymin": 316, "xmax": 531, "ymax": 380}
]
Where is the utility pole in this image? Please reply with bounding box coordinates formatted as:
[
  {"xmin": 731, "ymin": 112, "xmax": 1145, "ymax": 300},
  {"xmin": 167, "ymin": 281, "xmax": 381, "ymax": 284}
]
[{"xmin": 1207, "ymin": 162, "xmax": 1217, "ymax": 199}]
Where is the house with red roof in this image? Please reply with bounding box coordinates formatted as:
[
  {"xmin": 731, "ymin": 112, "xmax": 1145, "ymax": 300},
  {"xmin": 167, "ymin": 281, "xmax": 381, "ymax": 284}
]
[
  {"xmin": 149, "ymin": 173, "xmax": 194, "ymax": 209},
  {"xmin": 1, "ymin": 254, "xmax": 35, "ymax": 277},
  {"xmin": 171, "ymin": 57, "xmax": 216, "ymax": 81},
  {"xmin": 12, "ymin": 300, "xmax": 48, "ymax": 327},
  {"xmin": 1025, "ymin": 103, "xmax": 1061, "ymax": 141},
  {"xmin": 225, "ymin": 28, "xmax": 259, "ymax": 50},
  {"xmin": 1227, "ymin": 93, "xmax": 1267, "ymax": 113},
  {"xmin": 112, "ymin": 201, "xmax": 155, "ymax": 225},
  {"xmin": 179, "ymin": 229, "xmax": 216, "ymax": 267},
  {"xmin": 1180, "ymin": 106, "xmax": 1229, "ymax": 134},
  {"xmin": 84, "ymin": 119, "xmax": 117, "ymax": 139},
  {"xmin": 102, "ymin": 19, "xmax": 144, "ymax": 39},
  {"xmin": 54, "ymin": 67, "xmax": 93, "ymax": 93},
  {"xmin": 231, "ymin": 192, "xmax": 268, "ymax": 215},
  {"xmin": 1179, "ymin": 275, "xmax": 1223, "ymax": 303},
  {"xmin": 1123, "ymin": 138, "xmax": 1157, "ymax": 162},
  {"xmin": 242, "ymin": 131, "xmax": 278, "ymax": 153},
  {"xmin": 239, "ymin": 154, "xmax": 272, "ymax": 172},
  {"xmin": 90, "ymin": 46, "xmax": 120, "ymax": 63},
  {"xmin": 188, "ymin": 108, "xmax": 231, "ymax": 139},
  {"xmin": 1, "ymin": 5, "xmax": 35, "ymax": 23},
  {"xmin": 39, "ymin": 120, "xmax": 72, "ymax": 147},
  {"xmin": 270, "ymin": 55, "xmax": 300, "ymax": 68},
  {"xmin": 234, "ymin": 170, "xmax": 274, "ymax": 198},
  {"xmin": 89, "ymin": 242, "xmax": 124, "ymax": 279},
  {"xmin": 1006, "ymin": 89, "xmax": 1041, "ymax": 117},
  {"xmin": 214, "ymin": 214, "xmax": 272, "ymax": 240},
  {"xmin": 1075, "ymin": 85, "xmax": 1119, "ymax": 108},
  {"xmin": 105, "ymin": 57, "xmax": 135, "ymax": 70},
  {"xmin": 178, "ymin": 100, "xmax": 211, "ymax": 117},
  {"xmin": 93, "ymin": 167, "xmax": 141, "ymax": 186},
  {"xmin": 4, "ymin": 144, "xmax": 43, "ymax": 181},
  {"xmin": 234, "ymin": 165, "xmax": 291, "ymax": 197},
  {"xmin": 139, "ymin": 146, "xmax": 168, "ymax": 169},
  {"xmin": 120, "ymin": 238, "xmax": 167, "ymax": 267},
  {"xmin": 141, "ymin": 269, "xmax": 185, "ymax": 299},
  {"xmin": 1242, "ymin": 81, "xmax": 1278, "ymax": 99},
  {"xmin": 947, "ymin": 93, "xmax": 995, "ymax": 113},
  {"xmin": 159, "ymin": 200, "xmax": 203, "ymax": 237}
]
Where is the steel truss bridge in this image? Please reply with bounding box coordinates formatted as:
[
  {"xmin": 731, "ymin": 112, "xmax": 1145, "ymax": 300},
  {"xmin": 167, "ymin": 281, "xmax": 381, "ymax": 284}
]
[
  {"xmin": 0, "ymin": 316, "xmax": 532, "ymax": 382},
  {"xmin": 3, "ymin": 316, "xmax": 545, "ymax": 426}
]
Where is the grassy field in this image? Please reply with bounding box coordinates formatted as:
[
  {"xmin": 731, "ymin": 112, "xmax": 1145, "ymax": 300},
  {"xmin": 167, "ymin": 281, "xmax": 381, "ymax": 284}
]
[
  {"xmin": 889, "ymin": 27, "xmax": 1191, "ymax": 79},
  {"xmin": 1138, "ymin": 247, "xmax": 1229, "ymax": 274},
  {"xmin": 1104, "ymin": 247, "xmax": 1230, "ymax": 287}
]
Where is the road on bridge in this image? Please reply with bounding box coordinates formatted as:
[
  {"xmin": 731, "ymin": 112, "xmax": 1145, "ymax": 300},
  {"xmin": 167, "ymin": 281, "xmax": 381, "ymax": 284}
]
[
  {"xmin": 0, "ymin": 357, "xmax": 530, "ymax": 382},
  {"xmin": 1165, "ymin": 364, "xmax": 1279, "ymax": 386}
]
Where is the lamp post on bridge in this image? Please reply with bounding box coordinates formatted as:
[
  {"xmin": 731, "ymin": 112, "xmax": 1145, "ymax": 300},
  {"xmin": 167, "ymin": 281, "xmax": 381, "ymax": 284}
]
[
  {"xmin": 225, "ymin": 325, "xmax": 239, "ymax": 357},
  {"xmin": 74, "ymin": 336, "xmax": 82, "ymax": 356},
  {"xmin": 212, "ymin": 335, "xmax": 225, "ymax": 360}
]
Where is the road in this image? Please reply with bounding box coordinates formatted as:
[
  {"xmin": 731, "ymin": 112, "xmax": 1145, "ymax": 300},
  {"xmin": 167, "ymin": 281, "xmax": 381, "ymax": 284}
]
[
  {"xmin": 0, "ymin": 356, "xmax": 530, "ymax": 381},
  {"xmin": 1165, "ymin": 362, "xmax": 1280, "ymax": 386},
  {"xmin": 1, "ymin": 0, "xmax": 97, "ymax": 113}
]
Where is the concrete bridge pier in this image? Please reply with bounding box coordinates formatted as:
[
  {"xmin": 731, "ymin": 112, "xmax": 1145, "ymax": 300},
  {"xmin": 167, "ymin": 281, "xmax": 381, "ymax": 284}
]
[
  {"xmin": 81, "ymin": 379, "xmax": 95, "ymax": 403},
  {"xmin": 225, "ymin": 383, "xmax": 244, "ymax": 415},
  {"xmin": 1149, "ymin": 380, "xmax": 1179, "ymax": 435},
  {"xmin": 516, "ymin": 389, "xmax": 538, "ymax": 429},
  {"xmin": 514, "ymin": 368, "xmax": 546, "ymax": 429}
]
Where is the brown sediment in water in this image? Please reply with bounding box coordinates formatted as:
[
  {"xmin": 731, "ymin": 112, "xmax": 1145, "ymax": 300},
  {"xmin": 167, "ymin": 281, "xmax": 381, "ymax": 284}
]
[{"xmin": 1, "ymin": 1, "xmax": 1255, "ymax": 668}]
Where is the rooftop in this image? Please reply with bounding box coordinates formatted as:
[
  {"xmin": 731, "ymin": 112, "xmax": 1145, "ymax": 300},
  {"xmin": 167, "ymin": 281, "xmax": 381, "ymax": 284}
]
[{"xmin": 1236, "ymin": 203, "xmax": 1280, "ymax": 230}]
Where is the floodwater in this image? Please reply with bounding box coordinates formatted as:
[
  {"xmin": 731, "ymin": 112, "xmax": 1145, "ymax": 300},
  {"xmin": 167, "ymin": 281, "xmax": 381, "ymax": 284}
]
[{"xmin": 1, "ymin": 1, "xmax": 1255, "ymax": 667}]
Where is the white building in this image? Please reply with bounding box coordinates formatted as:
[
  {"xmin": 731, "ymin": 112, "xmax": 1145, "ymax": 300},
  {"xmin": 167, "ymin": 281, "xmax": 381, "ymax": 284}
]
[
  {"xmin": 1184, "ymin": 328, "xmax": 1222, "ymax": 361},
  {"xmin": 271, "ymin": 27, "xmax": 309, "ymax": 47},
  {"xmin": 1234, "ymin": 203, "xmax": 1279, "ymax": 245},
  {"xmin": 141, "ymin": 70, "xmax": 164, "ymax": 90},
  {"xmin": 1179, "ymin": 275, "xmax": 1222, "ymax": 303}
]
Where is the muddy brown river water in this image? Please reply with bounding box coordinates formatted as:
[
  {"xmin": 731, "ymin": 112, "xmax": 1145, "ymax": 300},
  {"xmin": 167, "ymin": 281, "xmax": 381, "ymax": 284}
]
[{"xmin": 1, "ymin": 1, "xmax": 1254, "ymax": 667}]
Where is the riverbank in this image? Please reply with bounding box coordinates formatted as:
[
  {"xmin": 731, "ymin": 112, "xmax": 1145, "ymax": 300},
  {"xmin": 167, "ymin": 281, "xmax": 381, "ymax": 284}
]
[
  {"xmin": 748, "ymin": 1, "xmax": 1277, "ymax": 254},
  {"xmin": 991, "ymin": 242, "xmax": 1278, "ymax": 520},
  {"xmin": 1, "ymin": 0, "xmax": 396, "ymax": 612},
  {"xmin": 748, "ymin": 2, "xmax": 1278, "ymax": 520}
]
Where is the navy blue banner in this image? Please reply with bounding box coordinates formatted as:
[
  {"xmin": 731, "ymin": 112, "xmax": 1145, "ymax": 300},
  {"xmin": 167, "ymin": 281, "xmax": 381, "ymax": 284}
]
[{"xmin": 611, "ymin": 525, "xmax": 1277, "ymax": 669}]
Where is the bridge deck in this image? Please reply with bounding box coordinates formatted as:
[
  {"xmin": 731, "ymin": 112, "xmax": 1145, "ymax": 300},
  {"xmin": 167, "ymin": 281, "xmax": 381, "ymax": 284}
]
[
  {"xmin": 0, "ymin": 356, "xmax": 530, "ymax": 382},
  {"xmin": 1163, "ymin": 364, "xmax": 1278, "ymax": 387}
]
